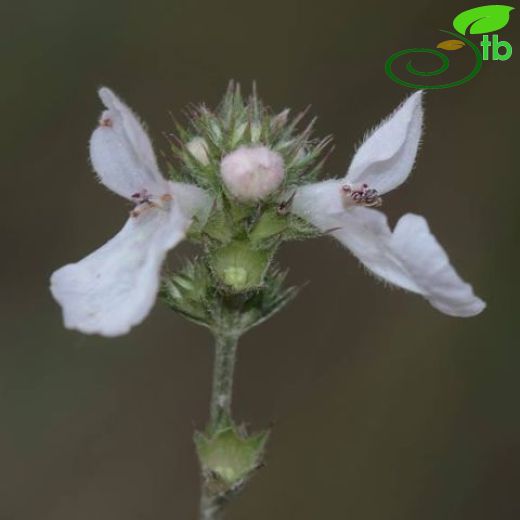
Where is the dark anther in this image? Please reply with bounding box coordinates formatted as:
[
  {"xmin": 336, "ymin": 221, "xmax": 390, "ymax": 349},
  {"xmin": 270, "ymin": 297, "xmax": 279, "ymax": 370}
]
[
  {"xmin": 277, "ymin": 191, "xmax": 296, "ymax": 215},
  {"xmin": 342, "ymin": 183, "xmax": 382, "ymax": 208}
]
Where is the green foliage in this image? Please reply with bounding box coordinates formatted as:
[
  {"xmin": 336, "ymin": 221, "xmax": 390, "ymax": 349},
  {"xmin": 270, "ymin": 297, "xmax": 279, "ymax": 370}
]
[{"xmin": 161, "ymin": 259, "xmax": 298, "ymax": 333}]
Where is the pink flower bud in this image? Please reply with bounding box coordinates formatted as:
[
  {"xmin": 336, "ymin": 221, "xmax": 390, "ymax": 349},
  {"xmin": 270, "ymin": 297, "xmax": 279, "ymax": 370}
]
[{"xmin": 220, "ymin": 146, "xmax": 284, "ymax": 202}]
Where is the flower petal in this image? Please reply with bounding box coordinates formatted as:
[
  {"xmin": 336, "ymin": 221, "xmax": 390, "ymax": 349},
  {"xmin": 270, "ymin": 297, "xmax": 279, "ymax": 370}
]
[
  {"xmin": 90, "ymin": 87, "xmax": 165, "ymax": 199},
  {"xmin": 332, "ymin": 208, "xmax": 485, "ymax": 317},
  {"xmin": 168, "ymin": 180, "xmax": 213, "ymax": 225},
  {"xmin": 388, "ymin": 213, "xmax": 486, "ymax": 317},
  {"xmin": 345, "ymin": 91, "xmax": 424, "ymax": 195},
  {"xmin": 50, "ymin": 203, "xmax": 188, "ymax": 336},
  {"xmin": 291, "ymin": 184, "xmax": 485, "ymax": 317},
  {"xmin": 292, "ymin": 182, "xmax": 419, "ymax": 290},
  {"xmin": 330, "ymin": 206, "xmax": 423, "ymax": 293},
  {"xmin": 290, "ymin": 179, "xmax": 346, "ymax": 228}
]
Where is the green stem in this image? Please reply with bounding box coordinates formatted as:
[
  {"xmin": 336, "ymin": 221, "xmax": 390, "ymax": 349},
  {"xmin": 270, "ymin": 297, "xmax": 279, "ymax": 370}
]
[
  {"xmin": 199, "ymin": 330, "xmax": 240, "ymax": 520},
  {"xmin": 209, "ymin": 331, "xmax": 239, "ymax": 428},
  {"xmin": 199, "ymin": 492, "xmax": 225, "ymax": 520}
]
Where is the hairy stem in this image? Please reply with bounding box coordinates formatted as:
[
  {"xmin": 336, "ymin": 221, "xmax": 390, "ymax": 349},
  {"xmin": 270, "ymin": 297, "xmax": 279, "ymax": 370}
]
[
  {"xmin": 199, "ymin": 330, "xmax": 240, "ymax": 520},
  {"xmin": 209, "ymin": 331, "xmax": 239, "ymax": 428},
  {"xmin": 199, "ymin": 492, "xmax": 225, "ymax": 520}
]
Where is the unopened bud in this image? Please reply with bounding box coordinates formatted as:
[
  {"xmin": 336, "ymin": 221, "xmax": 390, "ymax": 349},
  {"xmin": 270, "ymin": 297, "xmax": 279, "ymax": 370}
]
[
  {"xmin": 220, "ymin": 146, "xmax": 284, "ymax": 202},
  {"xmin": 186, "ymin": 137, "xmax": 210, "ymax": 165}
]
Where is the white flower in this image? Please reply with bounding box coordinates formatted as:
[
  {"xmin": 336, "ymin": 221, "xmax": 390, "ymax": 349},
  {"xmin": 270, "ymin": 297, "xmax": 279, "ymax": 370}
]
[
  {"xmin": 220, "ymin": 145, "xmax": 284, "ymax": 201},
  {"xmin": 50, "ymin": 88, "xmax": 210, "ymax": 336},
  {"xmin": 291, "ymin": 92, "xmax": 485, "ymax": 317},
  {"xmin": 51, "ymin": 87, "xmax": 484, "ymax": 339}
]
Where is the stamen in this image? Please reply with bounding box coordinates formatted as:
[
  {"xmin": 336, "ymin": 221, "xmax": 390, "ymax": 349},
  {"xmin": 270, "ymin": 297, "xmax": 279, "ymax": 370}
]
[
  {"xmin": 341, "ymin": 183, "xmax": 382, "ymax": 208},
  {"xmin": 130, "ymin": 207, "xmax": 145, "ymax": 218},
  {"xmin": 277, "ymin": 191, "xmax": 296, "ymax": 215},
  {"xmin": 131, "ymin": 189, "xmax": 151, "ymax": 204},
  {"xmin": 130, "ymin": 190, "xmax": 173, "ymax": 218},
  {"xmin": 99, "ymin": 117, "xmax": 113, "ymax": 128}
]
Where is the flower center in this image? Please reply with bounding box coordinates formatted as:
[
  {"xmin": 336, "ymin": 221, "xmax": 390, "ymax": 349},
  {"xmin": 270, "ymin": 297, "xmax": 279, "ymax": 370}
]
[
  {"xmin": 341, "ymin": 183, "xmax": 382, "ymax": 208},
  {"xmin": 130, "ymin": 189, "xmax": 172, "ymax": 218}
]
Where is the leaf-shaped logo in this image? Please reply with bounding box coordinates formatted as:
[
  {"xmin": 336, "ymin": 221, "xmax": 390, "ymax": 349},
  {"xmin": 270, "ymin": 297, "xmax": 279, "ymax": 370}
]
[
  {"xmin": 453, "ymin": 5, "xmax": 514, "ymax": 35},
  {"xmin": 437, "ymin": 39, "xmax": 466, "ymax": 51}
]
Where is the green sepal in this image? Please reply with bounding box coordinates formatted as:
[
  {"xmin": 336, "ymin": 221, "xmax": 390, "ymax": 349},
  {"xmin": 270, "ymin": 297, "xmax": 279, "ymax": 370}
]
[
  {"xmin": 195, "ymin": 415, "xmax": 269, "ymax": 493},
  {"xmin": 160, "ymin": 260, "xmax": 214, "ymax": 327},
  {"xmin": 209, "ymin": 240, "xmax": 271, "ymax": 292},
  {"xmin": 237, "ymin": 268, "xmax": 299, "ymax": 329},
  {"xmin": 161, "ymin": 260, "xmax": 299, "ymax": 333},
  {"xmin": 201, "ymin": 208, "xmax": 234, "ymax": 244},
  {"xmin": 249, "ymin": 208, "xmax": 288, "ymax": 245},
  {"xmin": 283, "ymin": 214, "xmax": 322, "ymax": 241}
]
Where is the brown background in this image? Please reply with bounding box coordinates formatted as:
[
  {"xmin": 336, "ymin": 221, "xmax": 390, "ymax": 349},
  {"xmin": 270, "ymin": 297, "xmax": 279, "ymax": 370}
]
[{"xmin": 1, "ymin": 0, "xmax": 519, "ymax": 518}]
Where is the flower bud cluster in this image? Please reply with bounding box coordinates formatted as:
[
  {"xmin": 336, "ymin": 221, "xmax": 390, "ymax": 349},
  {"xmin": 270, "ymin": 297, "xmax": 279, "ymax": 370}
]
[{"xmin": 166, "ymin": 83, "xmax": 327, "ymax": 296}]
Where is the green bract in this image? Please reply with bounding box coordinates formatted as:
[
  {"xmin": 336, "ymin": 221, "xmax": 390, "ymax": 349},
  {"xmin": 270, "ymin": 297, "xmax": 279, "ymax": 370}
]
[{"xmin": 195, "ymin": 416, "xmax": 269, "ymax": 494}]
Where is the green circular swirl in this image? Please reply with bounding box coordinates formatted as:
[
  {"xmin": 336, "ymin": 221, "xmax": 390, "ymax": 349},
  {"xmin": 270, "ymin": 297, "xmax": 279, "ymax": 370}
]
[
  {"xmin": 384, "ymin": 30, "xmax": 483, "ymax": 90},
  {"xmin": 405, "ymin": 49, "xmax": 449, "ymax": 76}
]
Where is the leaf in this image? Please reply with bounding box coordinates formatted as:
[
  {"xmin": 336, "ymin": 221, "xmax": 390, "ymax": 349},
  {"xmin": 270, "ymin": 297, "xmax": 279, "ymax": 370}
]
[
  {"xmin": 436, "ymin": 39, "xmax": 466, "ymax": 51},
  {"xmin": 453, "ymin": 5, "xmax": 514, "ymax": 35}
]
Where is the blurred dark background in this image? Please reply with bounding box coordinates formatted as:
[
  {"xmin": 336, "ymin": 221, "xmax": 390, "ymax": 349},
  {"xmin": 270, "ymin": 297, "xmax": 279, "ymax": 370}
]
[{"xmin": 1, "ymin": 0, "xmax": 518, "ymax": 518}]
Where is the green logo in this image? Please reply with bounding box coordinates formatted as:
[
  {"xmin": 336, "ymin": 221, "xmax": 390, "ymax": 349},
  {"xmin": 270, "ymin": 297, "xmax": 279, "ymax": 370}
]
[{"xmin": 385, "ymin": 5, "xmax": 514, "ymax": 89}]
